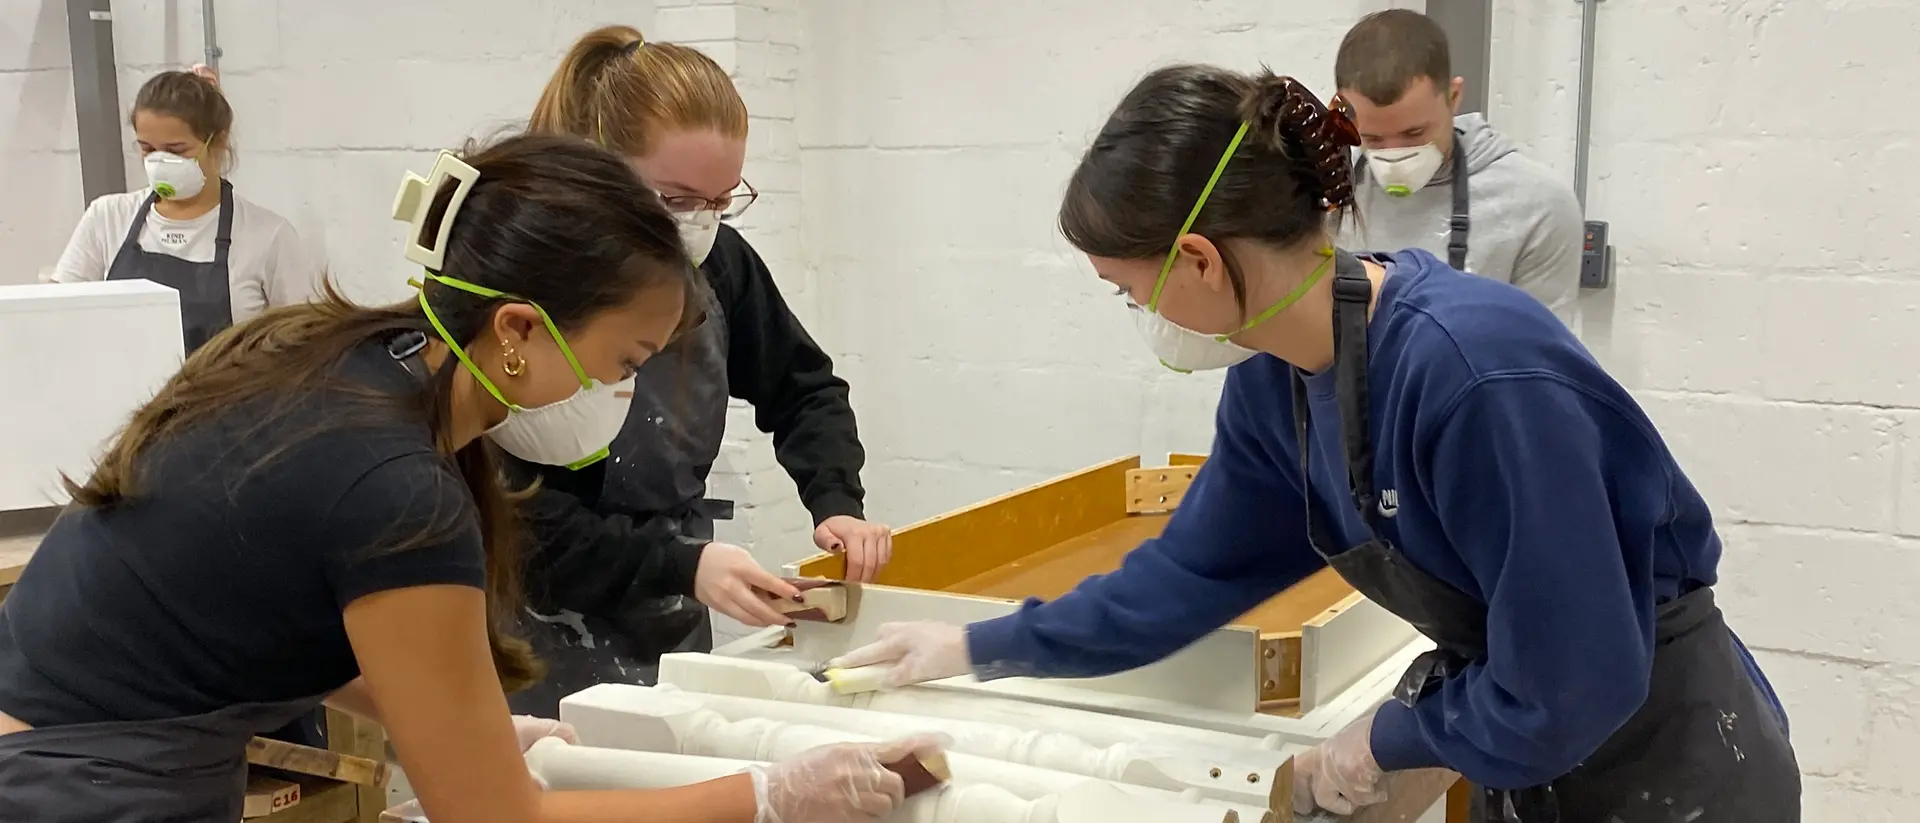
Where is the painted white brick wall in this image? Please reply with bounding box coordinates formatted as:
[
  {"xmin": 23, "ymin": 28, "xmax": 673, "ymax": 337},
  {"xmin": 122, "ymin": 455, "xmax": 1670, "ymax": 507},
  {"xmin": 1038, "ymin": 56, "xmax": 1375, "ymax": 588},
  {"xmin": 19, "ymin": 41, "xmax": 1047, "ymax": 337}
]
[
  {"xmin": 4, "ymin": 0, "xmax": 659, "ymax": 293},
  {"xmin": 1488, "ymin": 2, "xmax": 1920, "ymax": 815},
  {"xmin": 8, "ymin": 1, "xmax": 1919, "ymax": 814},
  {"xmin": 798, "ymin": 1, "xmax": 1390, "ymax": 528},
  {"xmin": 2, "ymin": 0, "xmax": 87, "ymax": 285},
  {"xmin": 799, "ymin": 0, "xmax": 1919, "ymax": 818},
  {"xmin": 3, "ymin": 1, "xmax": 813, "ymax": 573},
  {"xmin": 652, "ymin": 0, "xmax": 820, "ymax": 595}
]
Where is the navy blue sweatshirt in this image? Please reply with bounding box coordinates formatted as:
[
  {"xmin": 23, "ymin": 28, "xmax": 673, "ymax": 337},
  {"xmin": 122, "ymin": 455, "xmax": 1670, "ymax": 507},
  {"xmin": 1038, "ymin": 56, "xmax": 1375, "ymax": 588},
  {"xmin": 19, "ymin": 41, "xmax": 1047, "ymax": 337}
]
[{"xmin": 966, "ymin": 249, "xmax": 1784, "ymax": 790}]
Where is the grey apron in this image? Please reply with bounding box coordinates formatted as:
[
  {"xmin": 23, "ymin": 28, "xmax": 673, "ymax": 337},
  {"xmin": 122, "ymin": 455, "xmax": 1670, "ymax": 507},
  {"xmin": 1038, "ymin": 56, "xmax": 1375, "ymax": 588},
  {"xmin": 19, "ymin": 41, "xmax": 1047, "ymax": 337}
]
[
  {"xmin": 1293, "ymin": 251, "xmax": 1799, "ymax": 822},
  {"xmin": 511, "ymin": 278, "xmax": 734, "ymax": 717},
  {"xmin": 106, "ymin": 179, "xmax": 236, "ymax": 356},
  {"xmin": 0, "ymin": 694, "xmax": 327, "ymax": 822}
]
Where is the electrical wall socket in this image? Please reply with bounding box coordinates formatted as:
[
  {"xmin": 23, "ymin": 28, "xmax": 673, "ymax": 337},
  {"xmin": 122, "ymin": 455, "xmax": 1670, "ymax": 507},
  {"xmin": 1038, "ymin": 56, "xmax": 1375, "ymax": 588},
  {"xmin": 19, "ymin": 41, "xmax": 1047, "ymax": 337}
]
[{"xmin": 1580, "ymin": 220, "xmax": 1612, "ymax": 289}]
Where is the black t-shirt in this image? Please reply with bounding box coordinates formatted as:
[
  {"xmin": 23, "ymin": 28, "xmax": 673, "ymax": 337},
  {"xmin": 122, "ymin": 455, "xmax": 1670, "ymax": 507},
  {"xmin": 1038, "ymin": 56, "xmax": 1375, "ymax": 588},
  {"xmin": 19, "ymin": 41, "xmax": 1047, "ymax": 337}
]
[{"xmin": 0, "ymin": 338, "xmax": 486, "ymax": 727}]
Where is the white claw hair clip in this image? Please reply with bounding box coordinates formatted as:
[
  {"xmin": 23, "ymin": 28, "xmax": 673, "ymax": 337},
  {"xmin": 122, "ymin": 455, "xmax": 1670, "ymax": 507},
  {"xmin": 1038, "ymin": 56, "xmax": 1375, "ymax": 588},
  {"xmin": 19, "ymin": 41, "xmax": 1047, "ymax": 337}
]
[{"xmin": 391, "ymin": 149, "xmax": 481, "ymax": 270}]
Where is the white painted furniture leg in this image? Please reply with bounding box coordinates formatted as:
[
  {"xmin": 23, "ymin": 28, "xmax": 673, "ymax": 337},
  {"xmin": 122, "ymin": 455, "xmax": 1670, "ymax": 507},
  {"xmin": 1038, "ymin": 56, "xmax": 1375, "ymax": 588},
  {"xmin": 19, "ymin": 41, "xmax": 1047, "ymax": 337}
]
[
  {"xmin": 560, "ymin": 685, "xmax": 1271, "ymax": 822},
  {"xmin": 639, "ymin": 683, "xmax": 1289, "ymax": 810},
  {"xmin": 659, "ymin": 653, "xmax": 1287, "ymax": 752},
  {"xmin": 522, "ymin": 738, "xmax": 1239, "ymax": 823},
  {"xmin": 524, "ymin": 737, "xmax": 748, "ymax": 789}
]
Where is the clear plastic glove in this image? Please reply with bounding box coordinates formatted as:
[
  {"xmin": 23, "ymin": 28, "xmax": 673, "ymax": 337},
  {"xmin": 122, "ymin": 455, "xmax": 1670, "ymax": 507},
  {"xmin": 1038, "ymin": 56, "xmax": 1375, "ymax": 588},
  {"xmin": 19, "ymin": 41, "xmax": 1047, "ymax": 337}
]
[
  {"xmin": 748, "ymin": 735, "xmax": 950, "ymax": 823},
  {"xmin": 827, "ymin": 621, "xmax": 971, "ymax": 688},
  {"xmin": 1291, "ymin": 705, "xmax": 1388, "ymax": 815},
  {"xmin": 813, "ymin": 515, "xmax": 894, "ymax": 582},
  {"xmin": 695, "ymin": 542, "xmax": 801, "ymax": 627},
  {"xmin": 511, "ymin": 715, "xmax": 579, "ymax": 751}
]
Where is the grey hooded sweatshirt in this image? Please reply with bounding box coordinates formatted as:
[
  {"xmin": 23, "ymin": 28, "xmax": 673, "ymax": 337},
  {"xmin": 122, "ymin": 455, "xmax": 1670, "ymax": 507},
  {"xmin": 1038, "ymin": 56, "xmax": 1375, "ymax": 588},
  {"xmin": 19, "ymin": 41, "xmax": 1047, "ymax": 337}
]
[{"xmin": 1338, "ymin": 113, "xmax": 1584, "ymax": 328}]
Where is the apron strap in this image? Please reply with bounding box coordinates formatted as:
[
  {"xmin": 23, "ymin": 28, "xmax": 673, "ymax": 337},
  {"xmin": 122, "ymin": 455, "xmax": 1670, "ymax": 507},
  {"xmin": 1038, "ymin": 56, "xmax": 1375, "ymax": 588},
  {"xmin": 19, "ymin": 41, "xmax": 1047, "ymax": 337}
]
[
  {"xmin": 212, "ymin": 180, "xmax": 236, "ymax": 268},
  {"xmin": 1290, "ymin": 369, "xmax": 1340, "ymax": 559},
  {"xmin": 1329, "ymin": 253, "xmax": 1384, "ymax": 534},
  {"xmin": 1292, "ymin": 251, "xmax": 1388, "ymax": 557},
  {"xmin": 116, "ymin": 192, "xmax": 161, "ymax": 260},
  {"xmin": 386, "ymin": 329, "xmax": 431, "ymax": 382},
  {"xmin": 1447, "ymin": 133, "xmax": 1470, "ymax": 270}
]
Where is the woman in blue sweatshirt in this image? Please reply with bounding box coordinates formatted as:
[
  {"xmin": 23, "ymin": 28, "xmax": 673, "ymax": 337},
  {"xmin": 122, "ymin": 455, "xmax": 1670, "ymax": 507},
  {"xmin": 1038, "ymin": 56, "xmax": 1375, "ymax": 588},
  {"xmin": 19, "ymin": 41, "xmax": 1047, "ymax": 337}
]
[{"xmin": 831, "ymin": 65, "xmax": 1800, "ymax": 822}]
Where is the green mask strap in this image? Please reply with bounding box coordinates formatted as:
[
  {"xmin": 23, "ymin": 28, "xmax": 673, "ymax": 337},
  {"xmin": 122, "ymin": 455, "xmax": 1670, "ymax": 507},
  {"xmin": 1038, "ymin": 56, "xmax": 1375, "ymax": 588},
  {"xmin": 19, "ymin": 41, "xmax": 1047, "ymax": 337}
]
[
  {"xmin": 1147, "ymin": 121, "xmax": 1250, "ymax": 312},
  {"xmin": 410, "ymin": 272, "xmax": 596, "ymax": 413},
  {"xmin": 1144, "ymin": 120, "xmax": 1337, "ymax": 344},
  {"xmin": 1227, "ymin": 248, "xmax": 1333, "ymax": 338}
]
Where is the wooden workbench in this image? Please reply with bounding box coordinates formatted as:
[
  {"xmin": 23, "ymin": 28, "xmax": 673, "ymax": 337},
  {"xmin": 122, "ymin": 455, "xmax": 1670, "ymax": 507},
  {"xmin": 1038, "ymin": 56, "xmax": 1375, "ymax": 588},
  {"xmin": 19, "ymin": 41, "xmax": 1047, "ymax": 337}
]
[{"xmin": 0, "ymin": 508, "xmax": 387, "ymax": 823}]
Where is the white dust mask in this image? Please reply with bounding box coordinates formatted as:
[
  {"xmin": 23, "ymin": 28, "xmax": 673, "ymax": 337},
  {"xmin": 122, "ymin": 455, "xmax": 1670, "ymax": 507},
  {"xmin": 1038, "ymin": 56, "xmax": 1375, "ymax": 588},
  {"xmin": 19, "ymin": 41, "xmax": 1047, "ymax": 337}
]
[
  {"xmin": 144, "ymin": 151, "xmax": 207, "ymax": 200},
  {"xmin": 1130, "ymin": 305, "xmax": 1261, "ymax": 372},
  {"xmin": 1130, "ymin": 249, "xmax": 1332, "ymax": 373},
  {"xmin": 392, "ymin": 152, "xmax": 635, "ymax": 469},
  {"xmin": 483, "ymin": 374, "xmax": 635, "ymax": 468},
  {"xmin": 1365, "ymin": 144, "xmax": 1445, "ymax": 197},
  {"xmin": 1131, "ymin": 120, "xmax": 1334, "ymax": 373},
  {"xmin": 413, "ymin": 271, "xmax": 633, "ymax": 469},
  {"xmin": 676, "ymin": 209, "xmax": 721, "ymax": 266}
]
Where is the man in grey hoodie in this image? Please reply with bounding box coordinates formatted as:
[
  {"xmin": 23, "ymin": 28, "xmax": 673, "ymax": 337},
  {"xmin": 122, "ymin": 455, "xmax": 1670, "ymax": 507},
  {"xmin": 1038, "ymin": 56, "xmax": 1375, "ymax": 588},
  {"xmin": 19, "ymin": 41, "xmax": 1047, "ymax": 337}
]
[{"xmin": 1334, "ymin": 10, "xmax": 1585, "ymax": 329}]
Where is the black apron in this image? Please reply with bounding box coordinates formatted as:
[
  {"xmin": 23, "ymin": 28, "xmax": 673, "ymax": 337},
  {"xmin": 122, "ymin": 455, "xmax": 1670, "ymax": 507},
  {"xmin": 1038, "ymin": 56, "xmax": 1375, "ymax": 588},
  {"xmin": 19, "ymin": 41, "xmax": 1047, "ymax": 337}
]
[
  {"xmin": 1444, "ymin": 136, "xmax": 1469, "ymax": 270},
  {"xmin": 1291, "ymin": 252, "xmax": 1799, "ymax": 822},
  {"xmin": 510, "ymin": 277, "xmax": 734, "ymax": 717},
  {"xmin": 99, "ymin": 178, "xmax": 332, "ymax": 754},
  {"xmin": 106, "ymin": 179, "xmax": 236, "ymax": 356},
  {"xmin": 0, "ymin": 695, "xmax": 327, "ymax": 822}
]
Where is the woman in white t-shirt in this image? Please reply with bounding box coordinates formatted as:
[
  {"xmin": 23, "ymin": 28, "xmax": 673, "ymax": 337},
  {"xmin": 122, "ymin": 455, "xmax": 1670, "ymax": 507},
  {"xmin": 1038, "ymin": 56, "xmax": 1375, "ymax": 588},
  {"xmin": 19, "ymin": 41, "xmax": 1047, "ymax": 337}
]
[{"xmin": 50, "ymin": 67, "xmax": 321, "ymax": 354}]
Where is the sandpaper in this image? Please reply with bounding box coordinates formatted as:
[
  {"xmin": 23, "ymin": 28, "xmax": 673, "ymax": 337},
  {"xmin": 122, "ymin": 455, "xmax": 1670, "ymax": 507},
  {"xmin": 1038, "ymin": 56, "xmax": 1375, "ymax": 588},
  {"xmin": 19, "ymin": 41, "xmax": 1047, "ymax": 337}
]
[
  {"xmin": 773, "ymin": 578, "xmax": 848, "ymax": 622},
  {"xmin": 884, "ymin": 750, "xmax": 952, "ymax": 796}
]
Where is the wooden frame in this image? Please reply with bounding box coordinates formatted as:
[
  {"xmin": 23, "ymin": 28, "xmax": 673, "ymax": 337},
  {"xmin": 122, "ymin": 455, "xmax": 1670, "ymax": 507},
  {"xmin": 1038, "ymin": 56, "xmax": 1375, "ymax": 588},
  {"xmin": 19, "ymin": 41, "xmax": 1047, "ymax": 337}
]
[{"xmin": 788, "ymin": 455, "xmax": 1417, "ymax": 715}]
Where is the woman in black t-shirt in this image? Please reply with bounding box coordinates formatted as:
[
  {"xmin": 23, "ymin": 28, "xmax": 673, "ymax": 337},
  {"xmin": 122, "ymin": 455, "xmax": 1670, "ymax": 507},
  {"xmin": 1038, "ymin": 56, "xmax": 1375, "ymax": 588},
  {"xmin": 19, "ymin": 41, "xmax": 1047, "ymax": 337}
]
[{"xmin": 0, "ymin": 134, "xmax": 936, "ymax": 823}]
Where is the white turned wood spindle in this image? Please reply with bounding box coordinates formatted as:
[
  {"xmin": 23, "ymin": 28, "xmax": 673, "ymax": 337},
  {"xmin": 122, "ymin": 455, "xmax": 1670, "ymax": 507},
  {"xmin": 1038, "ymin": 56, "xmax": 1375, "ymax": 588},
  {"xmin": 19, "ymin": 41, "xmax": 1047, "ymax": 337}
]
[
  {"xmin": 522, "ymin": 738, "xmax": 1238, "ymax": 823},
  {"xmin": 559, "ymin": 684, "xmax": 1271, "ymax": 821},
  {"xmin": 642, "ymin": 682, "xmax": 1288, "ymax": 810}
]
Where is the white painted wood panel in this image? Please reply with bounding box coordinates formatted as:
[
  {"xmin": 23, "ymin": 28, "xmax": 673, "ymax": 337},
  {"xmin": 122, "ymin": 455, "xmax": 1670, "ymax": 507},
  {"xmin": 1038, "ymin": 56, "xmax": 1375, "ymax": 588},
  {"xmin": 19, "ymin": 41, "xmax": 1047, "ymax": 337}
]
[
  {"xmin": 0, "ymin": 281, "xmax": 182, "ymax": 512},
  {"xmin": 790, "ymin": 583, "xmax": 1265, "ymax": 714},
  {"xmin": 660, "ymin": 652, "xmax": 1288, "ymax": 752},
  {"xmin": 1298, "ymin": 593, "xmax": 1424, "ymax": 715}
]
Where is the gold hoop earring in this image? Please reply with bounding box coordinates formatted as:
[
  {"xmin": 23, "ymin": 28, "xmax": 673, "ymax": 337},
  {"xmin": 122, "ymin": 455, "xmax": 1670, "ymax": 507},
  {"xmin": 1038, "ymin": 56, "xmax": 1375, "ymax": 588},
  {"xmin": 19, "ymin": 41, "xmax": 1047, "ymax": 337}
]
[{"xmin": 501, "ymin": 341, "xmax": 526, "ymax": 377}]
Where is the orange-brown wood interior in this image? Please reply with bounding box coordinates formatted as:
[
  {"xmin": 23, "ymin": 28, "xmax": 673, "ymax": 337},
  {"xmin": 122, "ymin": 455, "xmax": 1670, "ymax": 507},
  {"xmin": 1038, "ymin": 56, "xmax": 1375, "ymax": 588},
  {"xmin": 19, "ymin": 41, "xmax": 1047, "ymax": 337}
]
[{"xmin": 794, "ymin": 454, "xmax": 1357, "ymax": 713}]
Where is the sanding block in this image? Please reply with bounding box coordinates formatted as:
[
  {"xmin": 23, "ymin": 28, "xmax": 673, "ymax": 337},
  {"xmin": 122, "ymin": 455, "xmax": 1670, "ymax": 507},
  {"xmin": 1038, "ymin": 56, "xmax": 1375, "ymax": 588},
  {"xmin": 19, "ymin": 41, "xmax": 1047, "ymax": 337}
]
[
  {"xmin": 807, "ymin": 662, "xmax": 897, "ymax": 695},
  {"xmin": 772, "ymin": 578, "xmax": 850, "ymax": 622},
  {"xmin": 885, "ymin": 749, "xmax": 952, "ymax": 796}
]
